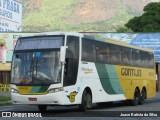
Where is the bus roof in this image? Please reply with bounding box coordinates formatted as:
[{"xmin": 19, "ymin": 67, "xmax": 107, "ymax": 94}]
[
  {"xmin": 18, "ymin": 32, "xmax": 153, "ymax": 53},
  {"xmin": 18, "ymin": 32, "xmax": 83, "ymax": 38},
  {"xmin": 82, "ymin": 34, "xmax": 153, "ymax": 53}
]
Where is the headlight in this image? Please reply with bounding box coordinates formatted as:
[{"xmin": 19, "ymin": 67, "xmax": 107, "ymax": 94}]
[
  {"xmin": 11, "ymin": 88, "xmax": 18, "ymax": 93},
  {"xmin": 48, "ymin": 87, "xmax": 63, "ymax": 93}
]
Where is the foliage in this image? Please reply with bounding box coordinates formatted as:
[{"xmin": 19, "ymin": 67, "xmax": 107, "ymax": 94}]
[
  {"xmin": 0, "ymin": 96, "xmax": 11, "ymax": 102},
  {"xmin": 17, "ymin": 0, "xmax": 160, "ymax": 32},
  {"xmin": 0, "ymin": 40, "xmax": 6, "ymax": 46},
  {"xmin": 116, "ymin": 27, "xmax": 133, "ymax": 33},
  {"xmin": 125, "ymin": 2, "xmax": 160, "ymax": 32}
]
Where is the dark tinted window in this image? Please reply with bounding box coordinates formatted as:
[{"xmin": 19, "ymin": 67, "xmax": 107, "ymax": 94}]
[
  {"xmin": 82, "ymin": 38, "xmax": 154, "ymax": 69},
  {"xmin": 148, "ymin": 53, "xmax": 154, "ymax": 68},
  {"xmin": 96, "ymin": 43, "xmax": 110, "ymax": 64},
  {"xmin": 15, "ymin": 36, "xmax": 64, "ymax": 50},
  {"xmin": 140, "ymin": 51, "xmax": 148, "ymax": 68},
  {"xmin": 122, "ymin": 48, "xmax": 132, "ymax": 66},
  {"xmin": 63, "ymin": 36, "xmax": 79, "ymax": 86},
  {"xmin": 82, "ymin": 39, "xmax": 96, "ymax": 62},
  {"xmin": 140, "ymin": 51, "xmax": 154, "ymax": 68},
  {"xmin": 132, "ymin": 49, "xmax": 141, "ymax": 67},
  {"xmin": 109, "ymin": 45, "xmax": 121, "ymax": 65}
]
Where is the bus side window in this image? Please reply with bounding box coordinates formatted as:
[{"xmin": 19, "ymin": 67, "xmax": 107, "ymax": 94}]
[
  {"xmin": 82, "ymin": 39, "xmax": 96, "ymax": 62},
  {"xmin": 132, "ymin": 49, "xmax": 141, "ymax": 67},
  {"xmin": 148, "ymin": 53, "xmax": 154, "ymax": 69},
  {"xmin": 109, "ymin": 45, "xmax": 121, "ymax": 65},
  {"xmin": 63, "ymin": 36, "xmax": 79, "ymax": 87},
  {"xmin": 140, "ymin": 51, "xmax": 147, "ymax": 68},
  {"xmin": 122, "ymin": 48, "xmax": 132, "ymax": 66},
  {"xmin": 96, "ymin": 42, "xmax": 110, "ymax": 64}
]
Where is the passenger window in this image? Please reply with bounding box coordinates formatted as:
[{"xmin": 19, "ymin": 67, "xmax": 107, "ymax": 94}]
[
  {"xmin": 82, "ymin": 39, "xmax": 96, "ymax": 62},
  {"xmin": 109, "ymin": 45, "xmax": 121, "ymax": 65},
  {"xmin": 148, "ymin": 52, "xmax": 154, "ymax": 68},
  {"xmin": 140, "ymin": 51, "xmax": 148, "ymax": 68},
  {"xmin": 132, "ymin": 49, "xmax": 141, "ymax": 67},
  {"xmin": 97, "ymin": 43, "xmax": 110, "ymax": 64},
  {"xmin": 122, "ymin": 48, "xmax": 132, "ymax": 66}
]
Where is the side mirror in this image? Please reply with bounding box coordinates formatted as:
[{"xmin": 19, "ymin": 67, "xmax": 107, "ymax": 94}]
[{"xmin": 60, "ymin": 46, "xmax": 68, "ymax": 63}]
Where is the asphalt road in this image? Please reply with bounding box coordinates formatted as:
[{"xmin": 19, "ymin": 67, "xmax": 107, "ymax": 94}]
[{"xmin": 0, "ymin": 92, "xmax": 160, "ymax": 119}]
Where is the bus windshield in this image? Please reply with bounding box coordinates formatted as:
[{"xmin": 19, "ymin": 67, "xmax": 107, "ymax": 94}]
[{"xmin": 11, "ymin": 51, "xmax": 61, "ymax": 85}]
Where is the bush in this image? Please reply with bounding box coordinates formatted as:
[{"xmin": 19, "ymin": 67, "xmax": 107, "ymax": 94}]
[{"xmin": 0, "ymin": 40, "xmax": 6, "ymax": 46}]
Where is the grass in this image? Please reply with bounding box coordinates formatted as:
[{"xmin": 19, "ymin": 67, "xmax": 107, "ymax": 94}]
[
  {"xmin": 0, "ymin": 96, "xmax": 12, "ymax": 106},
  {"xmin": 0, "ymin": 102, "xmax": 12, "ymax": 106},
  {"xmin": 23, "ymin": 0, "xmax": 76, "ymax": 32},
  {"xmin": 0, "ymin": 96, "xmax": 11, "ymax": 102}
]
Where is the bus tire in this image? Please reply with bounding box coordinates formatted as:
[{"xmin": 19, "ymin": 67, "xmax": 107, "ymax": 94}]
[
  {"xmin": 38, "ymin": 105, "xmax": 47, "ymax": 112},
  {"xmin": 139, "ymin": 88, "xmax": 146, "ymax": 105},
  {"xmin": 79, "ymin": 90, "xmax": 92, "ymax": 111},
  {"xmin": 130, "ymin": 88, "xmax": 140, "ymax": 106}
]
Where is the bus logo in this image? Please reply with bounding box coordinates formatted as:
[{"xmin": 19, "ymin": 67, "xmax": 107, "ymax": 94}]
[
  {"xmin": 2, "ymin": 112, "xmax": 11, "ymax": 117},
  {"xmin": 81, "ymin": 67, "xmax": 94, "ymax": 74},
  {"xmin": 67, "ymin": 91, "xmax": 78, "ymax": 103}
]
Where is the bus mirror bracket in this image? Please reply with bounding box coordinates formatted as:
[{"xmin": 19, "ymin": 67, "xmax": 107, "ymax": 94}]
[{"xmin": 60, "ymin": 46, "xmax": 68, "ymax": 64}]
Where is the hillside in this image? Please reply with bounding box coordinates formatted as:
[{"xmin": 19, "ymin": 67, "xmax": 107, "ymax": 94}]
[{"xmin": 16, "ymin": 0, "xmax": 160, "ymax": 32}]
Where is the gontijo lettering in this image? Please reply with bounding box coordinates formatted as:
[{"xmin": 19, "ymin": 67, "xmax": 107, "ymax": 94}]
[{"xmin": 121, "ymin": 68, "xmax": 141, "ymax": 76}]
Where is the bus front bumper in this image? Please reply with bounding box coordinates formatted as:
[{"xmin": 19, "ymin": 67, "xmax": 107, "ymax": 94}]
[{"xmin": 11, "ymin": 92, "xmax": 65, "ymax": 105}]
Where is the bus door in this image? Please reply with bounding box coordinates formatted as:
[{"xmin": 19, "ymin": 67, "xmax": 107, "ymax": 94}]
[{"xmin": 63, "ymin": 36, "xmax": 79, "ymax": 102}]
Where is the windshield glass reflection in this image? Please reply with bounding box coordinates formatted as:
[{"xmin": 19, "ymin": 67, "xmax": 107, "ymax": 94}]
[{"xmin": 11, "ymin": 51, "xmax": 61, "ymax": 85}]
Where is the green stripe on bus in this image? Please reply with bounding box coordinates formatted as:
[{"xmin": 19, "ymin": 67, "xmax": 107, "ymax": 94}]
[
  {"xmin": 95, "ymin": 63, "xmax": 116, "ymax": 94},
  {"xmin": 30, "ymin": 86, "xmax": 49, "ymax": 93},
  {"xmin": 30, "ymin": 86, "xmax": 41, "ymax": 93},
  {"xmin": 38, "ymin": 86, "xmax": 49, "ymax": 92},
  {"xmin": 105, "ymin": 64, "xmax": 124, "ymax": 94}
]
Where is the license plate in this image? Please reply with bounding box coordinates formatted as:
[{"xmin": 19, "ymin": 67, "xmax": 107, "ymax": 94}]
[{"xmin": 28, "ymin": 98, "xmax": 37, "ymax": 101}]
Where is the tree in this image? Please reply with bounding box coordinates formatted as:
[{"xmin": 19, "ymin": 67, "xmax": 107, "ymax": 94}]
[
  {"xmin": 0, "ymin": 39, "xmax": 6, "ymax": 47},
  {"xmin": 125, "ymin": 2, "xmax": 160, "ymax": 32},
  {"xmin": 116, "ymin": 27, "xmax": 133, "ymax": 33}
]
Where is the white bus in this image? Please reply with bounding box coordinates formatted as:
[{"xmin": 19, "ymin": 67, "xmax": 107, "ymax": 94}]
[{"xmin": 11, "ymin": 32, "xmax": 156, "ymax": 111}]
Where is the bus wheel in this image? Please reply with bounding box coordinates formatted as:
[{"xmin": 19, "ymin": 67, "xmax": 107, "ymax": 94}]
[
  {"xmin": 130, "ymin": 88, "xmax": 140, "ymax": 106},
  {"xmin": 38, "ymin": 105, "xmax": 47, "ymax": 112},
  {"xmin": 79, "ymin": 90, "xmax": 92, "ymax": 111},
  {"xmin": 86, "ymin": 92, "xmax": 92, "ymax": 109},
  {"xmin": 139, "ymin": 89, "xmax": 146, "ymax": 105}
]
